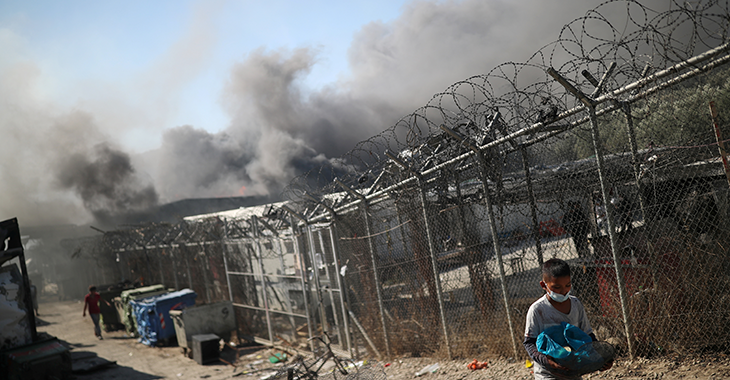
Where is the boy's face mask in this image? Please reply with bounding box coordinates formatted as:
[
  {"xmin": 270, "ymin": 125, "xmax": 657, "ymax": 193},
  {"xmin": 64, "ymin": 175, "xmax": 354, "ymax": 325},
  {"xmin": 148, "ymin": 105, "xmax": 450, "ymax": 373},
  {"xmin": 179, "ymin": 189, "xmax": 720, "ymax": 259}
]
[
  {"xmin": 541, "ymin": 277, "xmax": 571, "ymax": 303},
  {"xmin": 546, "ymin": 288, "xmax": 571, "ymax": 303}
]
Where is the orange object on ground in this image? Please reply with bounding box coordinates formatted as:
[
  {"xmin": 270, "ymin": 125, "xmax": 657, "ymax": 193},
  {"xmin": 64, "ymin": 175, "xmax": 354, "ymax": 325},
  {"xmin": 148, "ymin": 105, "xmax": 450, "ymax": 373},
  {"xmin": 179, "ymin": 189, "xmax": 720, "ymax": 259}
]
[{"xmin": 467, "ymin": 359, "xmax": 488, "ymax": 370}]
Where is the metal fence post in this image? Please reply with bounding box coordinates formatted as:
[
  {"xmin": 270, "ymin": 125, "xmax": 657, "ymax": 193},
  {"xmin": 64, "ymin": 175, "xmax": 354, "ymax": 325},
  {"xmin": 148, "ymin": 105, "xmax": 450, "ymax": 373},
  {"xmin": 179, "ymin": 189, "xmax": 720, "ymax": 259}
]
[
  {"xmin": 710, "ymin": 101, "xmax": 730, "ymax": 189},
  {"xmin": 432, "ymin": 129, "xmax": 519, "ymax": 358},
  {"xmin": 589, "ymin": 106, "xmax": 636, "ymax": 358},
  {"xmin": 305, "ymin": 224, "xmax": 328, "ymax": 338},
  {"xmin": 158, "ymin": 251, "xmax": 165, "ymax": 287},
  {"xmin": 285, "ymin": 213, "xmax": 315, "ymax": 351},
  {"xmin": 382, "ymin": 154, "xmax": 452, "ymax": 359},
  {"xmin": 327, "ymin": 223, "xmax": 354, "ymax": 356},
  {"xmin": 221, "ymin": 220, "xmax": 234, "ymax": 302},
  {"xmin": 274, "ymin": 237, "xmax": 300, "ymax": 344},
  {"xmin": 416, "ymin": 177, "xmax": 453, "ymax": 359},
  {"xmin": 317, "ymin": 229, "xmax": 341, "ymax": 341},
  {"xmin": 171, "ymin": 248, "xmax": 180, "ymax": 290},
  {"xmin": 361, "ymin": 202, "xmax": 391, "ymax": 357},
  {"xmin": 478, "ymin": 156, "xmax": 520, "ymax": 359},
  {"xmin": 520, "ymin": 146, "xmax": 545, "ymax": 265},
  {"xmin": 548, "ymin": 66, "xmax": 636, "ymax": 358},
  {"xmin": 334, "ymin": 178, "xmax": 391, "ymax": 358},
  {"xmin": 184, "ymin": 245, "xmax": 193, "ymax": 289},
  {"xmin": 621, "ymin": 102, "xmax": 648, "ymax": 222},
  {"xmin": 252, "ymin": 216, "xmax": 275, "ymax": 344},
  {"xmin": 198, "ymin": 244, "xmax": 212, "ymax": 303}
]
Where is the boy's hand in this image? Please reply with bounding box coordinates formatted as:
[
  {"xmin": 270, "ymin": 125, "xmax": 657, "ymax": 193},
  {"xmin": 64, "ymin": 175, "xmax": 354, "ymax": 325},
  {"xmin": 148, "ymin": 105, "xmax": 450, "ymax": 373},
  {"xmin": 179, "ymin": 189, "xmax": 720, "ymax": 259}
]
[
  {"xmin": 547, "ymin": 357, "xmax": 569, "ymax": 372},
  {"xmin": 82, "ymin": 312, "xmax": 86, "ymax": 317},
  {"xmin": 600, "ymin": 359, "xmax": 614, "ymax": 371}
]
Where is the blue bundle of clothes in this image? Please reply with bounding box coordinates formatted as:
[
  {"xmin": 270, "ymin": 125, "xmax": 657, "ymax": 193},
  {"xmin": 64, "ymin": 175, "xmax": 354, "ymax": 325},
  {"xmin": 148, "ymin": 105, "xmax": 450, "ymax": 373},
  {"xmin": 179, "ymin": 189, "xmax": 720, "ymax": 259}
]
[{"xmin": 537, "ymin": 322, "xmax": 616, "ymax": 376}]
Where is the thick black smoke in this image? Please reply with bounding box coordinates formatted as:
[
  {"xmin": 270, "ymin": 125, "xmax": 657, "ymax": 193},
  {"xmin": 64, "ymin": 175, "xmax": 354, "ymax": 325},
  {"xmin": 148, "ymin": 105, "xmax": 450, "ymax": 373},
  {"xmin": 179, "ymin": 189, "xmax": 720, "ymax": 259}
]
[{"xmin": 56, "ymin": 144, "xmax": 158, "ymax": 224}]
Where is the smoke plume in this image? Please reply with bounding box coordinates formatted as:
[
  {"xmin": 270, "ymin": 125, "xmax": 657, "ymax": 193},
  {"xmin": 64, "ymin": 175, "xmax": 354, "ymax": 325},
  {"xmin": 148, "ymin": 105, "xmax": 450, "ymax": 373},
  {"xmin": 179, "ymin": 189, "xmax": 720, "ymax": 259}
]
[
  {"xmin": 56, "ymin": 143, "xmax": 158, "ymax": 224},
  {"xmin": 0, "ymin": 0, "xmax": 670, "ymax": 226}
]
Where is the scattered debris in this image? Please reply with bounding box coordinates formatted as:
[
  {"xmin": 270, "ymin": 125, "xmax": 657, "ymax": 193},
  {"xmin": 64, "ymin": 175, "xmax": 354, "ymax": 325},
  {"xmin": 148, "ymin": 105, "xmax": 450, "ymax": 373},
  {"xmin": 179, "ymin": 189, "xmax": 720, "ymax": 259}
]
[
  {"xmin": 269, "ymin": 353, "xmax": 287, "ymax": 363},
  {"xmin": 415, "ymin": 363, "xmax": 440, "ymax": 376},
  {"xmin": 467, "ymin": 359, "xmax": 488, "ymax": 370}
]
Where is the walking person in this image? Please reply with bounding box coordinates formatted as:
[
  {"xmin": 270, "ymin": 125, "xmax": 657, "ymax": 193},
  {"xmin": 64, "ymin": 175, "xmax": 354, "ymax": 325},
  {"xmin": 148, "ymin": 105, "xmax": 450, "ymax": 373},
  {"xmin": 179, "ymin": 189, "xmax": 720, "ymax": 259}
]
[{"xmin": 82, "ymin": 285, "xmax": 109, "ymax": 340}]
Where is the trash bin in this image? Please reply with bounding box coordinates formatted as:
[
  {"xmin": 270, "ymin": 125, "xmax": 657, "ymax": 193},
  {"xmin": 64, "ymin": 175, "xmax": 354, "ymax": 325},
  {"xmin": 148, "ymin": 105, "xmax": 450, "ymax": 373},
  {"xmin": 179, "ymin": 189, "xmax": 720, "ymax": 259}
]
[
  {"xmin": 170, "ymin": 301, "xmax": 236, "ymax": 353},
  {"xmin": 97, "ymin": 283, "xmax": 130, "ymax": 331},
  {"xmin": 131, "ymin": 289, "xmax": 197, "ymax": 346},
  {"xmin": 118, "ymin": 285, "xmax": 169, "ymax": 336}
]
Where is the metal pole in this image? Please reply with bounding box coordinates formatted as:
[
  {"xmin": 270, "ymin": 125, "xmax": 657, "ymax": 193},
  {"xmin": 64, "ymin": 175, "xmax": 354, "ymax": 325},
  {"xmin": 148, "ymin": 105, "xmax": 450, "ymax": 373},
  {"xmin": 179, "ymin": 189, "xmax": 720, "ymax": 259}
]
[
  {"xmin": 289, "ymin": 215, "xmax": 315, "ymax": 351},
  {"xmin": 549, "ymin": 66, "xmax": 635, "ymax": 357},
  {"xmin": 416, "ymin": 177, "xmax": 453, "ymax": 359},
  {"xmin": 143, "ymin": 248, "xmax": 152, "ymax": 284},
  {"xmin": 305, "ymin": 225, "xmax": 328, "ymax": 337},
  {"xmin": 252, "ymin": 216, "xmax": 275, "ymax": 345},
  {"xmin": 520, "ymin": 146, "xmax": 544, "ymax": 265},
  {"xmin": 198, "ymin": 244, "xmax": 212, "ymax": 303},
  {"xmin": 184, "ymin": 246, "xmax": 193, "ymax": 289},
  {"xmin": 710, "ymin": 101, "xmax": 730, "ymax": 189},
  {"xmin": 348, "ymin": 309, "xmax": 382, "ymax": 360},
  {"xmin": 360, "ymin": 202, "xmax": 392, "ymax": 358},
  {"xmin": 221, "ymin": 220, "xmax": 234, "ymax": 302},
  {"xmin": 477, "ymin": 153, "xmax": 520, "ymax": 358},
  {"xmin": 158, "ymin": 250, "xmax": 165, "ymax": 287},
  {"xmin": 317, "ymin": 229, "xmax": 341, "ymax": 340},
  {"xmin": 588, "ymin": 107, "xmax": 635, "ymax": 358},
  {"xmin": 327, "ymin": 223, "xmax": 354, "ymax": 356},
  {"xmin": 171, "ymin": 249, "xmax": 180, "ymax": 290},
  {"xmin": 275, "ymin": 238, "xmax": 299, "ymax": 343},
  {"xmin": 430, "ymin": 127, "xmax": 515, "ymax": 358},
  {"xmin": 621, "ymin": 102, "xmax": 648, "ymax": 222},
  {"xmin": 332, "ymin": 178, "xmax": 391, "ymax": 357}
]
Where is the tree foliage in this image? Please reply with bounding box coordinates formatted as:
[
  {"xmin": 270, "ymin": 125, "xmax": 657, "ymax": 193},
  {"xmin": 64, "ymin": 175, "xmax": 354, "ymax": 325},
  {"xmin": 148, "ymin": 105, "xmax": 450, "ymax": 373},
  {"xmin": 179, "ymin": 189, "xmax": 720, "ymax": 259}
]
[{"xmin": 557, "ymin": 64, "xmax": 730, "ymax": 160}]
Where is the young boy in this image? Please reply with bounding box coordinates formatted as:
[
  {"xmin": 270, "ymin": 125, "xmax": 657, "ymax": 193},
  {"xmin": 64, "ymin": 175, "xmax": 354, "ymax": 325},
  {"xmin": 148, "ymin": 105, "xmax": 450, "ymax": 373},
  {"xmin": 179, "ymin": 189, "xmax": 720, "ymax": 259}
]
[
  {"xmin": 523, "ymin": 258, "xmax": 612, "ymax": 379},
  {"xmin": 82, "ymin": 285, "xmax": 108, "ymax": 340}
]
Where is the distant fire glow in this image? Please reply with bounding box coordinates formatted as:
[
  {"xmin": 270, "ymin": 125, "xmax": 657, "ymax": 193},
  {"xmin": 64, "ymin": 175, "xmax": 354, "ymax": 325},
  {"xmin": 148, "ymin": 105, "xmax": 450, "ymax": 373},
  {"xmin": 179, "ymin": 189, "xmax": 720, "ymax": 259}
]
[{"xmin": 239, "ymin": 186, "xmax": 246, "ymax": 196}]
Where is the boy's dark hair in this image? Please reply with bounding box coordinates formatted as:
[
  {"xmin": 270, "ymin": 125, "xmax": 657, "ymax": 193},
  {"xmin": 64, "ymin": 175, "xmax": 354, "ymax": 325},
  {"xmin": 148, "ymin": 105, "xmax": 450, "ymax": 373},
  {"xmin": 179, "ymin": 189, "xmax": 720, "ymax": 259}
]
[
  {"xmin": 89, "ymin": 285, "xmax": 97, "ymax": 292},
  {"xmin": 542, "ymin": 258, "xmax": 571, "ymax": 279}
]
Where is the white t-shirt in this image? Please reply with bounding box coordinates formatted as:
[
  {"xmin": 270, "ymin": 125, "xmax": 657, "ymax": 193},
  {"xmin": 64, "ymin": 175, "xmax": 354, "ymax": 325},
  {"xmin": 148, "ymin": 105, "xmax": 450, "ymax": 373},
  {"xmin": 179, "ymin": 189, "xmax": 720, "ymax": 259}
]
[{"xmin": 525, "ymin": 294, "xmax": 593, "ymax": 380}]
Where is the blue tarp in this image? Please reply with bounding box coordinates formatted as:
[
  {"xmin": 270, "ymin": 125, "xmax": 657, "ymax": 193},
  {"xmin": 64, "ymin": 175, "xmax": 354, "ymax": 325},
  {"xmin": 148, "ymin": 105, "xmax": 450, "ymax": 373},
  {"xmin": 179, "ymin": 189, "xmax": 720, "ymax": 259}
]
[{"xmin": 130, "ymin": 289, "xmax": 197, "ymax": 346}]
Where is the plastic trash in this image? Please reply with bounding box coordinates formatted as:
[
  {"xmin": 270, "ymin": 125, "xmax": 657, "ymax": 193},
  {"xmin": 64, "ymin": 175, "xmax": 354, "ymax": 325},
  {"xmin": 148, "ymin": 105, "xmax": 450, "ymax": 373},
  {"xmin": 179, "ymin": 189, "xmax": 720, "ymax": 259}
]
[
  {"xmin": 537, "ymin": 322, "xmax": 592, "ymax": 361},
  {"xmin": 269, "ymin": 353, "xmax": 287, "ymax": 363},
  {"xmin": 415, "ymin": 363, "xmax": 440, "ymax": 376},
  {"xmin": 467, "ymin": 359, "xmax": 488, "ymax": 370},
  {"xmin": 526, "ymin": 359, "xmax": 533, "ymax": 368}
]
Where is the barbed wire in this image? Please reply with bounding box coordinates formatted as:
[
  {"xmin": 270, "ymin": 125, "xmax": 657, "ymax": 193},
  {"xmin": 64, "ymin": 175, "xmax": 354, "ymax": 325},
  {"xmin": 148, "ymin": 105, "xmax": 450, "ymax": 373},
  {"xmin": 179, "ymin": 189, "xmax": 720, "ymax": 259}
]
[{"xmin": 284, "ymin": 0, "xmax": 730, "ymax": 206}]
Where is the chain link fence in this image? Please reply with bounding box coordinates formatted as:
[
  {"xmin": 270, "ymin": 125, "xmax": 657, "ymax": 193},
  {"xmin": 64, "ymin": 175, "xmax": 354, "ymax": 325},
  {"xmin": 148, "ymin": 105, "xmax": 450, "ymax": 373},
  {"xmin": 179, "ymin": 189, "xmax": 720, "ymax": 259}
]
[{"xmin": 69, "ymin": 0, "xmax": 730, "ymax": 362}]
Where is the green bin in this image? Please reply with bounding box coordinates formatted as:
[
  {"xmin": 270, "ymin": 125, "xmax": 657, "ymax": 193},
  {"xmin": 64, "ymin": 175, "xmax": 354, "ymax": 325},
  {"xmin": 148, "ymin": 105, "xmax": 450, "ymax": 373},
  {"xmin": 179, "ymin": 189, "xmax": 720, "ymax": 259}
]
[{"xmin": 97, "ymin": 285, "xmax": 129, "ymax": 331}]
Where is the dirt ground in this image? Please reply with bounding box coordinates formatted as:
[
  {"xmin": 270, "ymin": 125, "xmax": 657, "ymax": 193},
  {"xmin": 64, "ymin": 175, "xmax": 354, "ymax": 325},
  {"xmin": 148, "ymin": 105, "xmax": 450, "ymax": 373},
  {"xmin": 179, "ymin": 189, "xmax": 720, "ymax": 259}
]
[{"xmin": 36, "ymin": 300, "xmax": 730, "ymax": 379}]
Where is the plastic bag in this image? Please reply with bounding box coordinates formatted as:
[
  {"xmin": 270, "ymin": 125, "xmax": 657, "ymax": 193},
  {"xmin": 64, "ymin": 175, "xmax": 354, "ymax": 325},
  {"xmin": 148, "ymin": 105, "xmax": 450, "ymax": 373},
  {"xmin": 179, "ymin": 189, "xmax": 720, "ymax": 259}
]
[
  {"xmin": 537, "ymin": 322, "xmax": 592, "ymax": 360},
  {"xmin": 536, "ymin": 322, "xmax": 615, "ymax": 376}
]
